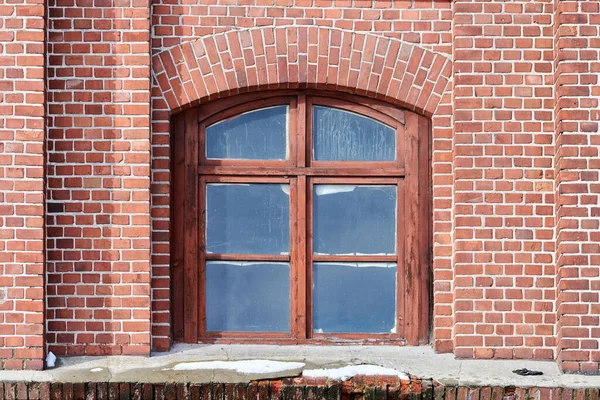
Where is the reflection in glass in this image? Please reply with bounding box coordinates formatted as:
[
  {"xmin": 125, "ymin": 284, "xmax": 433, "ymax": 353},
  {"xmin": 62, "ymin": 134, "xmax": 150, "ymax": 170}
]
[
  {"xmin": 206, "ymin": 261, "xmax": 290, "ymax": 332},
  {"xmin": 313, "ymin": 185, "xmax": 396, "ymax": 255},
  {"xmin": 313, "ymin": 106, "xmax": 395, "ymax": 161},
  {"xmin": 207, "ymin": 183, "xmax": 290, "ymax": 255},
  {"xmin": 206, "ymin": 106, "xmax": 288, "ymax": 160},
  {"xmin": 313, "ymin": 262, "xmax": 397, "ymax": 333}
]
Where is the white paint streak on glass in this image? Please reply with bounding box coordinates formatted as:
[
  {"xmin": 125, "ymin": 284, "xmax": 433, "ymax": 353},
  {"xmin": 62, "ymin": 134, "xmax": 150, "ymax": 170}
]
[
  {"xmin": 309, "ymin": 262, "xmax": 396, "ymax": 268},
  {"xmin": 315, "ymin": 185, "xmax": 356, "ymax": 196}
]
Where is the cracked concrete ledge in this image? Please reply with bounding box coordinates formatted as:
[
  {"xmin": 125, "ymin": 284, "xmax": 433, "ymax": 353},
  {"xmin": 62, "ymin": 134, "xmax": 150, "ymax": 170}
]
[{"xmin": 1, "ymin": 344, "xmax": 600, "ymax": 389}]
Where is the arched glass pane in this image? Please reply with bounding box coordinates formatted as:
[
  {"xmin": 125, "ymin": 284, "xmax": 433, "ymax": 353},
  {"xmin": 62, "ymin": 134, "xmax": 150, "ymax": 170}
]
[
  {"xmin": 206, "ymin": 105, "xmax": 288, "ymax": 160},
  {"xmin": 313, "ymin": 106, "xmax": 395, "ymax": 161}
]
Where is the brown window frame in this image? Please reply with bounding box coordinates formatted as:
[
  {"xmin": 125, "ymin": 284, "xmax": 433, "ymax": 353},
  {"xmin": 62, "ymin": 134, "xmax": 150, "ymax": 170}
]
[{"xmin": 171, "ymin": 90, "xmax": 431, "ymax": 346}]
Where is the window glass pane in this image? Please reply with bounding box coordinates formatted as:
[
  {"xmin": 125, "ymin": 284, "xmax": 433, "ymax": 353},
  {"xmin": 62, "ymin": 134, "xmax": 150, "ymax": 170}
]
[
  {"xmin": 207, "ymin": 183, "xmax": 290, "ymax": 255},
  {"xmin": 206, "ymin": 105, "xmax": 288, "ymax": 160},
  {"xmin": 206, "ymin": 261, "xmax": 290, "ymax": 332},
  {"xmin": 313, "ymin": 262, "xmax": 397, "ymax": 333},
  {"xmin": 313, "ymin": 185, "xmax": 396, "ymax": 255},
  {"xmin": 313, "ymin": 106, "xmax": 395, "ymax": 161}
]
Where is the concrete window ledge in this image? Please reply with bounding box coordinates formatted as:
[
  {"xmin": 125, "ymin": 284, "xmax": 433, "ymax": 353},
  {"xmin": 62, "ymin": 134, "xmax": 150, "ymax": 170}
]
[{"xmin": 1, "ymin": 344, "xmax": 600, "ymax": 393}]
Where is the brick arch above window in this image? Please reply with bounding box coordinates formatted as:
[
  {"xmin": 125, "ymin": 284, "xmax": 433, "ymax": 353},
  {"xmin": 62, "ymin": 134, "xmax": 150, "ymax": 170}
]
[
  {"xmin": 152, "ymin": 26, "xmax": 452, "ymax": 117},
  {"xmin": 149, "ymin": 25, "xmax": 456, "ymax": 354}
]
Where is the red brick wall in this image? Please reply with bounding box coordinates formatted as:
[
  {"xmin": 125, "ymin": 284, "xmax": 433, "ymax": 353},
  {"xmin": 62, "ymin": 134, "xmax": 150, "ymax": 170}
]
[
  {"xmin": 151, "ymin": 0, "xmax": 453, "ymax": 55},
  {"xmin": 554, "ymin": 0, "xmax": 600, "ymax": 375},
  {"xmin": 45, "ymin": 0, "xmax": 152, "ymax": 356},
  {"xmin": 452, "ymin": 0, "xmax": 556, "ymax": 361},
  {"xmin": 0, "ymin": 0, "xmax": 597, "ymax": 374},
  {"xmin": 0, "ymin": 0, "xmax": 46, "ymax": 370}
]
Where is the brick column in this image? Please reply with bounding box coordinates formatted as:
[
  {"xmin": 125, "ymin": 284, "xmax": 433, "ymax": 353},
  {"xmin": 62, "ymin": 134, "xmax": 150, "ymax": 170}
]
[
  {"xmin": 554, "ymin": 0, "xmax": 600, "ymax": 374},
  {"xmin": 452, "ymin": 0, "xmax": 556, "ymax": 360},
  {"xmin": 46, "ymin": 0, "xmax": 152, "ymax": 356},
  {"xmin": 0, "ymin": 0, "xmax": 46, "ymax": 370}
]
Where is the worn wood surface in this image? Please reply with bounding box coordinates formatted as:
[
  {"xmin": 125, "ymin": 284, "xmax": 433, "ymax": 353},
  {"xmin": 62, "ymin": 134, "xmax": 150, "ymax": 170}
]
[
  {"xmin": 172, "ymin": 110, "xmax": 185, "ymax": 341},
  {"xmin": 183, "ymin": 107, "xmax": 199, "ymax": 343}
]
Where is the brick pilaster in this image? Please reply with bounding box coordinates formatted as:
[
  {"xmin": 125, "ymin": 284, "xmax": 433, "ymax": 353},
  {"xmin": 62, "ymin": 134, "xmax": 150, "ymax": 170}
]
[
  {"xmin": 554, "ymin": 0, "xmax": 600, "ymax": 375},
  {"xmin": 452, "ymin": 0, "xmax": 556, "ymax": 360},
  {"xmin": 0, "ymin": 0, "xmax": 46, "ymax": 370},
  {"xmin": 45, "ymin": 0, "xmax": 152, "ymax": 356}
]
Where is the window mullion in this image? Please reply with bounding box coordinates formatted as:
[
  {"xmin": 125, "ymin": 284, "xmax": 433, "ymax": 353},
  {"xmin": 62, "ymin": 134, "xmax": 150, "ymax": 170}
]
[
  {"xmin": 297, "ymin": 94, "xmax": 307, "ymax": 168},
  {"xmin": 294, "ymin": 175, "xmax": 308, "ymax": 339}
]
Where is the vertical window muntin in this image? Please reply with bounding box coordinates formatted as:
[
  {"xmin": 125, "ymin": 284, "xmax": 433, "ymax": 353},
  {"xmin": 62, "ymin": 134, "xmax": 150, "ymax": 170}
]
[{"xmin": 193, "ymin": 93, "xmax": 414, "ymax": 342}]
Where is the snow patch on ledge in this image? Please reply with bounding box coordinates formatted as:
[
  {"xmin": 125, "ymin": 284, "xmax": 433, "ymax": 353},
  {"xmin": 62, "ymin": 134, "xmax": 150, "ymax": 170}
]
[
  {"xmin": 171, "ymin": 360, "xmax": 305, "ymax": 374},
  {"xmin": 303, "ymin": 365, "xmax": 409, "ymax": 381}
]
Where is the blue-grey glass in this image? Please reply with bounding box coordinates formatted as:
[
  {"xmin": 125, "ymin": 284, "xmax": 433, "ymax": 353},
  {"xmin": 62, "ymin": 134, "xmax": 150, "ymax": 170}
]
[
  {"xmin": 313, "ymin": 185, "xmax": 396, "ymax": 255},
  {"xmin": 207, "ymin": 184, "xmax": 290, "ymax": 255},
  {"xmin": 206, "ymin": 261, "xmax": 290, "ymax": 332},
  {"xmin": 206, "ymin": 106, "xmax": 288, "ymax": 160},
  {"xmin": 313, "ymin": 106, "xmax": 395, "ymax": 161},
  {"xmin": 313, "ymin": 262, "xmax": 397, "ymax": 333}
]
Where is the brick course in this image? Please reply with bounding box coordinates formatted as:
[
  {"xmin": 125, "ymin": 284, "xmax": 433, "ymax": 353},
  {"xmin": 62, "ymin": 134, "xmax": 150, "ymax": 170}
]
[
  {"xmin": 0, "ymin": 380, "xmax": 599, "ymax": 400},
  {"xmin": 0, "ymin": 0, "xmax": 599, "ymax": 374}
]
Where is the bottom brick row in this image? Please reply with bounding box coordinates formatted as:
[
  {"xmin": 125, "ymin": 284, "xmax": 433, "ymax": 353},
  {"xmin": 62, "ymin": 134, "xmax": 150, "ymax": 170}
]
[{"xmin": 0, "ymin": 379, "xmax": 599, "ymax": 400}]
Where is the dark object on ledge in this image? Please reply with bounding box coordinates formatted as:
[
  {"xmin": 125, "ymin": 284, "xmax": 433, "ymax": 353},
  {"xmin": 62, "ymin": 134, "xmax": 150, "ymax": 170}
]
[{"xmin": 512, "ymin": 368, "xmax": 543, "ymax": 376}]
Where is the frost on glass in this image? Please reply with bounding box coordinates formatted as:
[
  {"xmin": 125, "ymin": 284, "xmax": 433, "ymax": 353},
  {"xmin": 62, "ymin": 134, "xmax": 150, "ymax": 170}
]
[
  {"xmin": 206, "ymin": 184, "xmax": 290, "ymax": 255},
  {"xmin": 206, "ymin": 261, "xmax": 290, "ymax": 332},
  {"xmin": 313, "ymin": 185, "xmax": 396, "ymax": 255},
  {"xmin": 313, "ymin": 262, "xmax": 397, "ymax": 333},
  {"xmin": 312, "ymin": 106, "xmax": 395, "ymax": 161},
  {"xmin": 206, "ymin": 106, "xmax": 288, "ymax": 160}
]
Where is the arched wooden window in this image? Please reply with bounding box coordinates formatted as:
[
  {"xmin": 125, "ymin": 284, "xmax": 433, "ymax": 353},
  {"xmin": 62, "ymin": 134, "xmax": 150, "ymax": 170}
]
[{"xmin": 172, "ymin": 91, "xmax": 430, "ymax": 345}]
